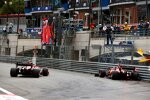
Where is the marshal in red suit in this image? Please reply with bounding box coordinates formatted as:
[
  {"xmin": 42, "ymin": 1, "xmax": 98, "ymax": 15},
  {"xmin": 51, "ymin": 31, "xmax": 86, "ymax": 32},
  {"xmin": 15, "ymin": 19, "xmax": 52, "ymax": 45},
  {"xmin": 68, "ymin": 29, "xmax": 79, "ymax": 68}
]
[{"xmin": 41, "ymin": 18, "xmax": 54, "ymax": 45}]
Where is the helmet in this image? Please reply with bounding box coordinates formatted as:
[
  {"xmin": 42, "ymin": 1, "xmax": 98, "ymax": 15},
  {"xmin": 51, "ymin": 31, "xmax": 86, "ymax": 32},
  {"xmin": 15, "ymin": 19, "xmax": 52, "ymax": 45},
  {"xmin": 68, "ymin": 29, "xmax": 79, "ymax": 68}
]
[
  {"xmin": 119, "ymin": 59, "xmax": 122, "ymax": 64},
  {"xmin": 124, "ymin": 22, "xmax": 128, "ymax": 25},
  {"xmin": 28, "ymin": 60, "xmax": 32, "ymax": 63}
]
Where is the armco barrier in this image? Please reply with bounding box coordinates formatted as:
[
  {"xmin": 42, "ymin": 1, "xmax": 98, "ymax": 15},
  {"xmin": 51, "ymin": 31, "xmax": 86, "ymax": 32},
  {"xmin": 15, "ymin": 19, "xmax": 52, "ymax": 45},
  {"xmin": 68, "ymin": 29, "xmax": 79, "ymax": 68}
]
[{"xmin": 0, "ymin": 56, "xmax": 149, "ymax": 81}]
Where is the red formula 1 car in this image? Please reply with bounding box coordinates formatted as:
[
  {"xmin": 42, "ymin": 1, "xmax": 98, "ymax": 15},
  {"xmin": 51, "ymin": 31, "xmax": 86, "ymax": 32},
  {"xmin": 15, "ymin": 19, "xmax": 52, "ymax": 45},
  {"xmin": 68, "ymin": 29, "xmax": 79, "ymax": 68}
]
[
  {"xmin": 10, "ymin": 62, "xmax": 49, "ymax": 78},
  {"xmin": 96, "ymin": 65, "xmax": 140, "ymax": 80}
]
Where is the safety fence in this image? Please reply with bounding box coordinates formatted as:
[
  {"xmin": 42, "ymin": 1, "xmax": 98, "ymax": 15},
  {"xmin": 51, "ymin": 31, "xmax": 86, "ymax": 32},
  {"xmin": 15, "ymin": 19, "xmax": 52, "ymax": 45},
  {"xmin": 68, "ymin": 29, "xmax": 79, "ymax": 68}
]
[
  {"xmin": 92, "ymin": 28, "xmax": 150, "ymax": 38},
  {"xmin": 1, "ymin": 28, "xmax": 150, "ymax": 39},
  {"xmin": 0, "ymin": 55, "xmax": 149, "ymax": 81},
  {"xmin": 0, "ymin": 45, "xmax": 138, "ymax": 65}
]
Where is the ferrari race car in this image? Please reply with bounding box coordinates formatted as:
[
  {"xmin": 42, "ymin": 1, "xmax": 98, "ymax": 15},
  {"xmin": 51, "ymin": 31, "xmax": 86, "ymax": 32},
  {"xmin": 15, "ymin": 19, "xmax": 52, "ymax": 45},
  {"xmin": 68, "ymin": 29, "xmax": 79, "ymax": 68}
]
[
  {"xmin": 10, "ymin": 62, "xmax": 49, "ymax": 78},
  {"xmin": 96, "ymin": 65, "xmax": 140, "ymax": 80}
]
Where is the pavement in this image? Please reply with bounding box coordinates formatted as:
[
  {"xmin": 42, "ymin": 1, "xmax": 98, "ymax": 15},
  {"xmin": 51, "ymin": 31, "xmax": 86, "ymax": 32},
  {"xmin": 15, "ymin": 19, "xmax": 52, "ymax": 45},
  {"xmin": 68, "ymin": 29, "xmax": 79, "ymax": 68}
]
[{"xmin": 0, "ymin": 62, "xmax": 150, "ymax": 100}]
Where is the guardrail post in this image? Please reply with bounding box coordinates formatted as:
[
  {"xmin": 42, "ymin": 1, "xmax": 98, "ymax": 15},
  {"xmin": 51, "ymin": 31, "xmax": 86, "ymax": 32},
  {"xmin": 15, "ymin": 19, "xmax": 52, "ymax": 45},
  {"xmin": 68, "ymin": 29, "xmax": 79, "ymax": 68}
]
[
  {"xmin": 98, "ymin": 45, "xmax": 102, "ymax": 62},
  {"xmin": 23, "ymin": 46, "xmax": 24, "ymax": 56},
  {"xmin": 131, "ymin": 46, "xmax": 134, "ymax": 65},
  {"xmin": 85, "ymin": 46, "xmax": 88, "ymax": 61},
  {"xmin": 16, "ymin": 45, "xmax": 18, "ymax": 56},
  {"xmin": 40, "ymin": 45, "xmax": 43, "ymax": 57}
]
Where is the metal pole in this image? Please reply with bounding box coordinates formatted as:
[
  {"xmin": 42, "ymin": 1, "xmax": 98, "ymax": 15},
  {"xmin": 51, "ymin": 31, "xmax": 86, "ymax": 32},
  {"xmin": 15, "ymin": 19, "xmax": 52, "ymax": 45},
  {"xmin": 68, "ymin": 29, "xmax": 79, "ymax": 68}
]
[
  {"xmin": 98, "ymin": 45, "xmax": 101, "ymax": 62},
  {"xmin": 6, "ymin": 13, "xmax": 8, "ymax": 33},
  {"xmin": 16, "ymin": 0, "xmax": 20, "ymax": 56},
  {"xmin": 6, "ymin": 13, "xmax": 8, "ymax": 24},
  {"xmin": 87, "ymin": 30, "xmax": 91, "ymax": 61},
  {"xmin": 78, "ymin": 13, "xmax": 79, "ymax": 27},
  {"xmin": 146, "ymin": 0, "xmax": 149, "ymax": 21},
  {"xmin": 73, "ymin": 0, "xmax": 76, "ymax": 14},
  {"xmin": 17, "ymin": 0, "xmax": 20, "ymax": 33},
  {"xmin": 41, "ymin": 45, "xmax": 43, "ymax": 57},
  {"xmin": 100, "ymin": 0, "xmax": 103, "ymax": 25},
  {"xmin": 98, "ymin": 0, "xmax": 100, "ymax": 35},
  {"xmin": 111, "ymin": 32, "xmax": 114, "ymax": 63},
  {"xmin": 87, "ymin": 0, "xmax": 92, "ymax": 61},
  {"xmin": 88, "ymin": 0, "xmax": 92, "ymax": 30},
  {"xmin": 5, "ymin": 1, "xmax": 9, "ymax": 33},
  {"xmin": 73, "ymin": 0, "xmax": 76, "ymax": 35},
  {"xmin": 23, "ymin": 46, "xmax": 24, "ymax": 56},
  {"xmin": 16, "ymin": 45, "xmax": 18, "ymax": 56},
  {"xmin": 131, "ymin": 46, "xmax": 134, "ymax": 65},
  {"xmin": 111, "ymin": 45, "xmax": 114, "ymax": 63},
  {"xmin": 57, "ymin": 12, "xmax": 62, "ymax": 46}
]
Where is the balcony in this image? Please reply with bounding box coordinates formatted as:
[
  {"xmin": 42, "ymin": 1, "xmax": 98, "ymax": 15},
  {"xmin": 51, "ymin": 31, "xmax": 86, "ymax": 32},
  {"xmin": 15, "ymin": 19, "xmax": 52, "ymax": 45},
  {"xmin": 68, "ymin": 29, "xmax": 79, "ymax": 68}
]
[
  {"xmin": 31, "ymin": 6, "xmax": 53, "ymax": 13},
  {"xmin": 136, "ymin": 0, "xmax": 150, "ymax": 5},
  {"xmin": 110, "ymin": 0, "xmax": 135, "ymax": 6},
  {"xmin": 69, "ymin": 1, "xmax": 89, "ymax": 10},
  {"xmin": 25, "ymin": 8, "xmax": 32, "ymax": 15},
  {"xmin": 92, "ymin": 0, "xmax": 110, "ymax": 8},
  {"xmin": 111, "ymin": 0, "xmax": 135, "ymax": 3},
  {"xmin": 136, "ymin": 0, "xmax": 147, "ymax": 1}
]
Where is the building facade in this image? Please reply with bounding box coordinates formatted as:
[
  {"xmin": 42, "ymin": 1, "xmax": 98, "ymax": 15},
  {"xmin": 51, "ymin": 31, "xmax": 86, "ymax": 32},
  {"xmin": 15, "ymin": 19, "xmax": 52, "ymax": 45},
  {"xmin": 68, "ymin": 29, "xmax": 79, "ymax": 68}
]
[
  {"xmin": 136, "ymin": 0, "xmax": 150, "ymax": 22},
  {"xmin": 110, "ymin": 0, "xmax": 150, "ymax": 24},
  {"xmin": 24, "ymin": 0, "xmax": 150, "ymax": 32},
  {"xmin": 24, "ymin": 0, "xmax": 110, "ymax": 33},
  {"xmin": 0, "ymin": 14, "xmax": 26, "ymax": 32},
  {"xmin": 24, "ymin": 0, "xmax": 53, "ymax": 33},
  {"xmin": 109, "ymin": 0, "xmax": 138, "ymax": 24}
]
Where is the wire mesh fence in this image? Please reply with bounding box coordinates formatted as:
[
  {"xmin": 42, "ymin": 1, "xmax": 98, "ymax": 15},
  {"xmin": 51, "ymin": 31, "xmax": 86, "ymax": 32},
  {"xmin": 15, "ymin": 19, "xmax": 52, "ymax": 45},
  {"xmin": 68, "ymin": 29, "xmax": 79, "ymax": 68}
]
[{"xmin": 0, "ymin": 44, "xmax": 144, "ymax": 66}]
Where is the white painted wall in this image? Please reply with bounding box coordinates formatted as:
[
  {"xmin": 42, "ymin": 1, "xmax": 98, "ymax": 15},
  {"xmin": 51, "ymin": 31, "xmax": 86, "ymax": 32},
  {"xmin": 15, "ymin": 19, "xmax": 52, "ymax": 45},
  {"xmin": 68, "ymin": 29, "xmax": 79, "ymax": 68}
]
[
  {"xmin": 72, "ymin": 31, "xmax": 91, "ymax": 61},
  {"xmin": 6, "ymin": 34, "xmax": 150, "ymax": 59}
]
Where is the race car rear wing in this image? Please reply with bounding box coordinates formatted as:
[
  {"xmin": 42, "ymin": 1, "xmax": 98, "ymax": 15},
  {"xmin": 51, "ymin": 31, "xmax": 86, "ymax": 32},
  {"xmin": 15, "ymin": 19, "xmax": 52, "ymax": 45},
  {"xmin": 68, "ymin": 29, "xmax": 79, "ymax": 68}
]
[
  {"xmin": 16, "ymin": 62, "xmax": 33, "ymax": 67},
  {"xmin": 122, "ymin": 66, "xmax": 136, "ymax": 70}
]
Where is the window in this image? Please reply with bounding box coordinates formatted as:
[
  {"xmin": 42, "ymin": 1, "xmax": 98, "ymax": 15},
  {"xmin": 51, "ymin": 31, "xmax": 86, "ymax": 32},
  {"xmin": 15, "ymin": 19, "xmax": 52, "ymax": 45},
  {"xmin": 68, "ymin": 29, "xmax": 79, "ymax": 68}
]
[
  {"xmin": 25, "ymin": 1, "xmax": 31, "ymax": 9},
  {"xmin": 61, "ymin": 0, "xmax": 68, "ymax": 4}
]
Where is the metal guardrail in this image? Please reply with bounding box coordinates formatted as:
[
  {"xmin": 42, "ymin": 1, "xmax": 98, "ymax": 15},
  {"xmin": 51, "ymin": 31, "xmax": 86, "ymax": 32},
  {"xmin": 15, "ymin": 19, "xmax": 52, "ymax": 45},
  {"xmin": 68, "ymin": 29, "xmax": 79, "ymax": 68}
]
[{"xmin": 0, "ymin": 55, "xmax": 149, "ymax": 81}]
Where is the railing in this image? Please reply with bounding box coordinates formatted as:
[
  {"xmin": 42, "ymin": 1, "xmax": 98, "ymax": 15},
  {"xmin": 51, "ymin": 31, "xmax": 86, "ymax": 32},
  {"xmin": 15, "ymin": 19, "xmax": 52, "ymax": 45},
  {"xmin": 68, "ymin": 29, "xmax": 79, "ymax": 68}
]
[
  {"xmin": 0, "ymin": 55, "xmax": 149, "ymax": 81},
  {"xmin": 136, "ymin": 0, "xmax": 147, "ymax": 2},
  {"xmin": 110, "ymin": 0, "xmax": 135, "ymax": 4},
  {"xmin": 18, "ymin": 32, "xmax": 41, "ymax": 39},
  {"xmin": 20, "ymin": 28, "xmax": 150, "ymax": 39},
  {"xmin": 92, "ymin": 28, "xmax": 150, "ymax": 38},
  {"xmin": 69, "ymin": 1, "xmax": 89, "ymax": 8}
]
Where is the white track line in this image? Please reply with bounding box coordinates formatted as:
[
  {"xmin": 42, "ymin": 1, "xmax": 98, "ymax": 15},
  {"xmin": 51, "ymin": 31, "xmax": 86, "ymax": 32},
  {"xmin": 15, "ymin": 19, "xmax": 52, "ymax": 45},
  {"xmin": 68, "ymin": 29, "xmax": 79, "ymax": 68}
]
[
  {"xmin": 0, "ymin": 87, "xmax": 14, "ymax": 95},
  {"xmin": 0, "ymin": 87, "xmax": 28, "ymax": 100}
]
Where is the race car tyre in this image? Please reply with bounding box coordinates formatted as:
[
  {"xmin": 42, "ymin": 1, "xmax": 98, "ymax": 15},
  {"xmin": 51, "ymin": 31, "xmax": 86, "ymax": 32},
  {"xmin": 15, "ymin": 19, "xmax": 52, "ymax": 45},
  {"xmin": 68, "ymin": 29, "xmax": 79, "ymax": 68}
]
[
  {"xmin": 121, "ymin": 71, "xmax": 127, "ymax": 80},
  {"xmin": 131, "ymin": 72, "xmax": 140, "ymax": 80},
  {"xmin": 42, "ymin": 68, "xmax": 49, "ymax": 76},
  {"xmin": 111, "ymin": 71, "xmax": 120, "ymax": 80},
  {"xmin": 10, "ymin": 68, "xmax": 18, "ymax": 77},
  {"xmin": 32, "ymin": 69, "xmax": 40, "ymax": 78},
  {"xmin": 94, "ymin": 73, "xmax": 99, "ymax": 77},
  {"xmin": 99, "ymin": 70, "xmax": 106, "ymax": 77}
]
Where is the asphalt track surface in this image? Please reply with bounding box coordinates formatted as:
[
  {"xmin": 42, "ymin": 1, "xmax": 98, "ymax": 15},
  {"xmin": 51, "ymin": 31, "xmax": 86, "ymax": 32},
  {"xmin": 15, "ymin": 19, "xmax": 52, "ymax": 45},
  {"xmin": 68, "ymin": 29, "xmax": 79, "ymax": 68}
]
[{"xmin": 0, "ymin": 62, "xmax": 150, "ymax": 100}]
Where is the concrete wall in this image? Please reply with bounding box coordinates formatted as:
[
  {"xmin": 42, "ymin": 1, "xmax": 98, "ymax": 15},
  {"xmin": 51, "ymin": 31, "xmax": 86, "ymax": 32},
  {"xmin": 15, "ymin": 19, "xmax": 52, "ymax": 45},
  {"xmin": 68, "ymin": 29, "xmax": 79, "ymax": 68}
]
[
  {"xmin": 4, "ymin": 33, "xmax": 150, "ymax": 59},
  {"xmin": 72, "ymin": 31, "xmax": 91, "ymax": 61},
  {"xmin": 73, "ymin": 31, "xmax": 90, "ymax": 50},
  {"xmin": 7, "ymin": 34, "xmax": 18, "ymax": 56},
  {"xmin": 6, "ymin": 34, "xmax": 41, "ymax": 56},
  {"xmin": 90, "ymin": 38, "xmax": 105, "ymax": 58},
  {"xmin": 17, "ymin": 39, "xmax": 41, "ymax": 54}
]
